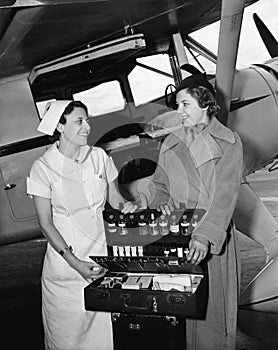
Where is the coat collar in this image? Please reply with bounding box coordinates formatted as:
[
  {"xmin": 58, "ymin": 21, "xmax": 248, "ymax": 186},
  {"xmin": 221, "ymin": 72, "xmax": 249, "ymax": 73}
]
[
  {"xmin": 205, "ymin": 117, "xmax": 235, "ymax": 144},
  {"xmin": 161, "ymin": 117, "xmax": 235, "ymax": 152},
  {"xmin": 161, "ymin": 117, "xmax": 235, "ymax": 168}
]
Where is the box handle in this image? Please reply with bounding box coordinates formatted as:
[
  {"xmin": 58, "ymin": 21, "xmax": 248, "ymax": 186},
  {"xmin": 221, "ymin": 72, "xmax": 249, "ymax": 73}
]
[{"xmin": 121, "ymin": 295, "xmax": 158, "ymax": 313}]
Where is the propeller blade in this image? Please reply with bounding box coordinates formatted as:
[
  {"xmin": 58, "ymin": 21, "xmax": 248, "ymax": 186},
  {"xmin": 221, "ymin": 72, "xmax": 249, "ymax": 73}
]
[{"xmin": 253, "ymin": 13, "xmax": 278, "ymax": 59}]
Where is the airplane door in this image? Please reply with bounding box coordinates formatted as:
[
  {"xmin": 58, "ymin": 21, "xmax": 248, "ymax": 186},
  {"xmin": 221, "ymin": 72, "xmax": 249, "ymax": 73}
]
[{"xmin": 0, "ymin": 74, "xmax": 48, "ymax": 243}]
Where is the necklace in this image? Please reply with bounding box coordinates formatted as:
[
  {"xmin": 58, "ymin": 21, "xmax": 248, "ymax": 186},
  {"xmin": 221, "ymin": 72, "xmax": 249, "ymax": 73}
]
[
  {"xmin": 56, "ymin": 142, "xmax": 81, "ymax": 163},
  {"xmin": 73, "ymin": 149, "xmax": 81, "ymax": 163}
]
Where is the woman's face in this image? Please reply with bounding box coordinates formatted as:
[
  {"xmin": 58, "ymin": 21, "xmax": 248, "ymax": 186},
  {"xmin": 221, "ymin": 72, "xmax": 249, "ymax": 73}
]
[
  {"xmin": 176, "ymin": 89, "xmax": 208, "ymax": 127},
  {"xmin": 59, "ymin": 107, "xmax": 90, "ymax": 146}
]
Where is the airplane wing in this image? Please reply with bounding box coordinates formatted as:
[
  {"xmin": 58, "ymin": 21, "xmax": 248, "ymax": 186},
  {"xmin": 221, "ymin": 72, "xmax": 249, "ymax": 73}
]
[{"xmin": 0, "ymin": 0, "xmax": 258, "ymax": 80}]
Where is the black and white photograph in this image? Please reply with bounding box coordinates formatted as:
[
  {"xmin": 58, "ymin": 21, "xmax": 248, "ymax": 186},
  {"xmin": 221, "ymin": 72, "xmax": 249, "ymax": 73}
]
[{"xmin": 0, "ymin": 0, "xmax": 278, "ymax": 349}]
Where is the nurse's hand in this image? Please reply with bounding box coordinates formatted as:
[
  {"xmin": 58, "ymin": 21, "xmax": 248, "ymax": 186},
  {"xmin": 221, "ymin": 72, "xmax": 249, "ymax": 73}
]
[
  {"xmin": 187, "ymin": 237, "xmax": 209, "ymax": 265},
  {"xmin": 72, "ymin": 259, "xmax": 107, "ymax": 282},
  {"xmin": 121, "ymin": 201, "xmax": 138, "ymax": 214}
]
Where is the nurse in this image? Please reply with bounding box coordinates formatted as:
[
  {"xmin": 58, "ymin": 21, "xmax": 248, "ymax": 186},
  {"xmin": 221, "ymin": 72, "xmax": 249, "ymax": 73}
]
[
  {"xmin": 149, "ymin": 74, "xmax": 244, "ymax": 349},
  {"xmin": 27, "ymin": 100, "xmax": 136, "ymax": 350}
]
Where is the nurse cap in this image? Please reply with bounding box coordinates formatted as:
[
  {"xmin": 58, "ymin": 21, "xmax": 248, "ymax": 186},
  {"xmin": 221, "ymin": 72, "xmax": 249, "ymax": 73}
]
[{"xmin": 37, "ymin": 100, "xmax": 72, "ymax": 135}]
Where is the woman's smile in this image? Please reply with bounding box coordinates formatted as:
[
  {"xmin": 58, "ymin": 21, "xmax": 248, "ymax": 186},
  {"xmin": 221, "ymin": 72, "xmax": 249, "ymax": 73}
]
[{"xmin": 79, "ymin": 131, "xmax": 89, "ymax": 138}]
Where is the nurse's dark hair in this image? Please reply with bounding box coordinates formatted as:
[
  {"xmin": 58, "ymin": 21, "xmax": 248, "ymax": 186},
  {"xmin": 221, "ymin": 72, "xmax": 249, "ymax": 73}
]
[
  {"xmin": 50, "ymin": 100, "xmax": 88, "ymax": 142},
  {"xmin": 176, "ymin": 86, "xmax": 220, "ymax": 120}
]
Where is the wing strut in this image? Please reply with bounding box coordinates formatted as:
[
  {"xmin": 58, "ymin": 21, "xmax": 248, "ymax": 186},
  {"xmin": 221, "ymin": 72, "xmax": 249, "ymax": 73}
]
[
  {"xmin": 215, "ymin": 0, "xmax": 245, "ymax": 125},
  {"xmin": 169, "ymin": 32, "xmax": 190, "ymax": 85}
]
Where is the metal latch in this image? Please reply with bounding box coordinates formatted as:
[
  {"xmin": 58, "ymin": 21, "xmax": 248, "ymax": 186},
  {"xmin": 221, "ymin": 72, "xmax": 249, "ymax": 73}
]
[
  {"xmin": 129, "ymin": 323, "xmax": 141, "ymax": 331},
  {"xmin": 168, "ymin": 259, "xmax": 179, "ymax": 266},
  {"xmin": 111, "ymin": 313, "xmax": 121, "ymax": 322},
  {"xmin": 152, "ymin": 296, "xmax": 158, "ymax": 313},
  {"xmin": 165, "ymin": 316, "xmax": 179, "ymax": 326}
]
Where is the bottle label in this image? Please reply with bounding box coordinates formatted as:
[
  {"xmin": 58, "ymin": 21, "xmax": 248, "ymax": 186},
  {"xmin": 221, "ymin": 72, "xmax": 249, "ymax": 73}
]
[
  {"xmin": 170, "ymin": 224, "xmax": 179, "ymax": 232},
  {"xmin": 139, "ymin": 226, "xmax": 148, "ymax": 235},
  {"xmin": 108, "ymin": 223, "xmax": 117, "ymax": 232},
  {"xmin": 139, "ymin": 222, "xmax": 147, "ymax": 226}
]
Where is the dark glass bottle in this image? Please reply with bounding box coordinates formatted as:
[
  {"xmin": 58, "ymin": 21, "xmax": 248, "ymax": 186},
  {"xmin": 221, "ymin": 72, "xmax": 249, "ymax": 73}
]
[
  {"xmin": 138, "ymin": 214, "xmax": 148, "ymax": 236},
  {"xmin": 118, "ymin": 214, "xmax": 128, "ymax": 235},
  {"xmin": 107, "ymin": 214, "xmax": 117, "ymax": 234},
  {"xmin": 180, "ymin": 214, "xmax": 190, "ymax": 234},
  {"xmin": 180, "ymin": 214, "xmax": 191, "ymax": 247},
  {"xmin": 169, "ymin": 243, "xmax": 177, "ymax": 256},
  {"xmin": 128, "ymin": 214, "xmax": 136, "ymax": 228},
  {"xmin": 149, "ymin": 213, "xmax": 159, "ymax": 236},
  {"xmin": 191, "ymin": 214, "xmax": 199, "ymax": 230},
  {"xmin": 163, "ymin": 244, "xmax": 170, "ymax": 257},
  {"xmin": 158, "ymin": 214, "xmax": 168, "ymax": 235},
  {"xmin": 169, "ymin": 214, "xmax": 179, "ymax": 236}
]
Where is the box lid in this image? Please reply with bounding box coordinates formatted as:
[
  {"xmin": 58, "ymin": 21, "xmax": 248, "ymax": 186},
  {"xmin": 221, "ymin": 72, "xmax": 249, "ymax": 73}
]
[{"xmin": 89, "ymin": 256, "xmax": 206, "ymax": 275}]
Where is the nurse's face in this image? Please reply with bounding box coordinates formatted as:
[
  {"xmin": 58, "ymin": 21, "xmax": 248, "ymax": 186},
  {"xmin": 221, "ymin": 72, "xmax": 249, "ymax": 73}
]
[
  {"xmin": 176, "ymin": 89, "xmax": 208, "ymax": 127},
  {"xmin": 59, "ymin": 107, "xmax": 90, "ymax": 146}
]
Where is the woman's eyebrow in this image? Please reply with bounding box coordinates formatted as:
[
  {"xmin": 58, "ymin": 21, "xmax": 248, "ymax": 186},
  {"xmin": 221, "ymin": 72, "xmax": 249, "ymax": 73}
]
[{"xmin": 73, "ymin": 115, "xmax": 85, "ymax": 120}]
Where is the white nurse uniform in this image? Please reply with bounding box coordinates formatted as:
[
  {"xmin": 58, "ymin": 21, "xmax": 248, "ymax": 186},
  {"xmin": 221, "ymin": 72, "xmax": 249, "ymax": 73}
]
[{"xmin": 27, "ymin": 143, "xmax": 118, "ymax": 350}]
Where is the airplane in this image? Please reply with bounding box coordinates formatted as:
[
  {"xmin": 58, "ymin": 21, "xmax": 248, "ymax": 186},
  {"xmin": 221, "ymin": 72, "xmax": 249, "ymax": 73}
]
[{"xmin": 1, "ymin": 0, "xmax": 278, "ymax": 346}]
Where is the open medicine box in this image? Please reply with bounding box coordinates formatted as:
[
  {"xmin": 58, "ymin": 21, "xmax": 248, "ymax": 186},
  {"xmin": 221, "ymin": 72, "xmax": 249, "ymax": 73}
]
[{"xmin": 84, "ymin": 208, "xmax": 208, "ymax": 318}]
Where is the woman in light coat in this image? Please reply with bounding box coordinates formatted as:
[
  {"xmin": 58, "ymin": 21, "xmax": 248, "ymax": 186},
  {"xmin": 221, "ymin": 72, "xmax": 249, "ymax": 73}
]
[{"xmin": 150, "ymin": 74, "xmax": 244, "ymax": 349}]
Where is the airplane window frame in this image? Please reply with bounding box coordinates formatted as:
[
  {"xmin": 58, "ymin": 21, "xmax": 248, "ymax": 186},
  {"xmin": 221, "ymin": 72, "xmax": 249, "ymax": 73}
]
[
  {"xmin": 71, "ymin": 79, "xmax": 126, "ymax": 117},
  {"xmin": 128, "ymin": 55, "xmax": 175, "ymax": 107}
]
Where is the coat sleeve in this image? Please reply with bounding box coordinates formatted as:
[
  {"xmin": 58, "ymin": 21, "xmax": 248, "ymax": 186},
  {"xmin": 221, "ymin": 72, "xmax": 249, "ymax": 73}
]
[
  {"xmin": 148, "ymin": 148, "xmax": 173, "ymax": 209},
  {"xmin": 193, "ymin": 133, "xmax": 243, "ymax": 254}
]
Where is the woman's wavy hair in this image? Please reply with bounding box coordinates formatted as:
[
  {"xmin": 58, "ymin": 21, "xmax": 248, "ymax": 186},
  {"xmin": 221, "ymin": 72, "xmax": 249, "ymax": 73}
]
[
  {"xmin": 184, "ymin": 86, "xmax": 220, "ymax": 120},
  {"xmin": 49, "ymin": 100, "xmax": 88, "ymax": 142},
  {"xmin": 166, "ymin": 73, "xmax": 220, "ymax": 120}
]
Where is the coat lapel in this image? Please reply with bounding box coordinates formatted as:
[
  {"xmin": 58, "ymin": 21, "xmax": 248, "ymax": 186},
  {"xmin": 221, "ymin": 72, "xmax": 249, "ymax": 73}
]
[
  {"xmin": 160, "ymin": 117, "xmax": 236, "ymax": 204},
  {"xmin": 189, "ymin": 132, "xmax": 222, "ymax": 168},
  {"xmin": 189, "ymin": 117, "xmax": 235, "ymax": 168},
  {"xmin": 173, "ymin": 141, "xmax": 211, "ymax": 204}
]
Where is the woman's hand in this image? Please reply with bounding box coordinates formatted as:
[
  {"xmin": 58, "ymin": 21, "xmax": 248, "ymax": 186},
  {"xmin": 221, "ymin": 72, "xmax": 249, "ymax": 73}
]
[
  {"xmin": 156, "ymin": 202, "xmax": 174, "ymax": 216},
  {"xmin": 187, "ymin": 236, "xmax": 209, "ymax": 265}
]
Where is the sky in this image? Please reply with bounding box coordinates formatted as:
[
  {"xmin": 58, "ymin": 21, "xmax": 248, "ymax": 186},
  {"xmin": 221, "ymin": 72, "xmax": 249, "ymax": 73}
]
[{"xmin": 129, "ymin": 0, "xmax": 278, "ymax": 106}]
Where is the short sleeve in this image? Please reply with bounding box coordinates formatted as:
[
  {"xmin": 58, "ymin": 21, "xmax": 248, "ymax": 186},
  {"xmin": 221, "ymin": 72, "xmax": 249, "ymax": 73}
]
[
  {"xmin": 26, "ymin": 159, "xmax": 51, "ymax": 199},
  {"xmin": 99, "ymin": 148, "xmax": 118, "ymax": 183}
]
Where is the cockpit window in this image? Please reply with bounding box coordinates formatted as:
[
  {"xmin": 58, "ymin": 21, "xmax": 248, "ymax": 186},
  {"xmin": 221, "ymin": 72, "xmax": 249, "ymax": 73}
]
[
  {"xmin": 73, "ymin": 81, "xmax": 125, "ymax": 116},
  {"xmin": 128, "ymin": 54, "xmax": 174, "ymax": 106}
]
